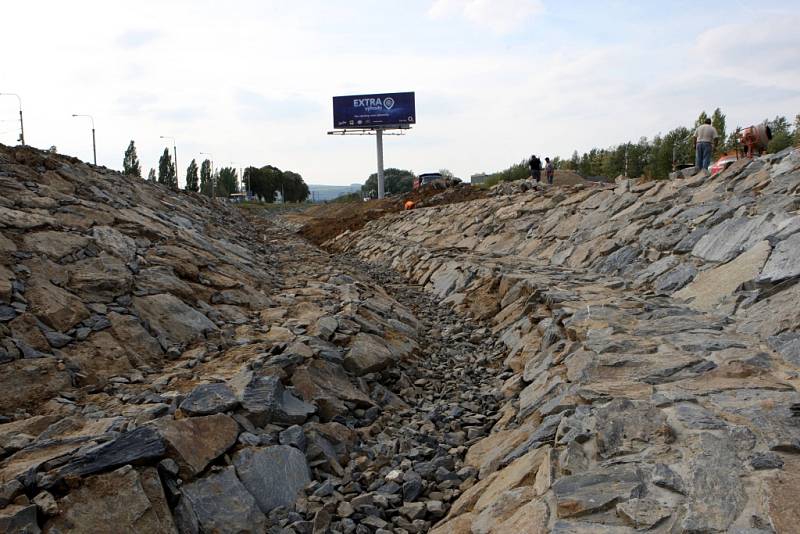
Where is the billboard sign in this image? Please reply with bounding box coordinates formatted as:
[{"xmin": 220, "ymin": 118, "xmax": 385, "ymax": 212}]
[{"xmin": 333, "ymin": 92, "xmax": 415, "ymax": 129}]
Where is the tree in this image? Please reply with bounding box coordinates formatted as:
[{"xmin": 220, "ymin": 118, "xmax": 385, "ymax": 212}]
[
  {"xmin": 158, "ymin": 148, "xmax": 177, "ymax": 189},
  {"xmin": 217, "ymin": 167, "xmax": 238, "ymax": 197},
  {"xmin": 767, "ymin": 115, "xmax": 793, "ymax": 153},
  {"xmin": 439, "ymin": 168, "xmax": 454, "ymax": 179},
  {"xmin": 711, "ymin": 108, "xmax": 727, "ymax": 155},
  {"xmin": 200, "ymin": 159, "xmax": 213, "ymax": 196},
  {"xmin": 794, "ymin": 114, "xmax": 800, "ymax": 146},
  {"xmin": 185, "ymin": 159, "xmax": 199, "ymax": 192},
  {"xmin": 122, "ymin": 140, "xmax": 141, "ymax": 177},
  {"xmin": 694, "ymin": 111, "xmax": 709, "ymax": 128},
  {"xmin": 362, "ymin": 168, "xmax": 414, "ymax": 196},
  {"xmin": 147, "ymin": 168, "xmax": 156, "ymax": 182}
]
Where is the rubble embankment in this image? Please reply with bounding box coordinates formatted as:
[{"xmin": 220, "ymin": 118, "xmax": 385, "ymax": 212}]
[
  {"xmin": 327, "ymin": 149, "xmax": 800, "ymax": 533},
  {"xmin": 1, "ymin": 143, "xmax": 496, "ymax": 533}
]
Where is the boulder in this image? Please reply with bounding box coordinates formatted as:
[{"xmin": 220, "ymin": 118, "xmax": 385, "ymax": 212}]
[
  {"xmin": 0, "ymin": 504, "xmax": 40, "ymax": 534},
  {"xmin": 343, "ymin": 332, "xmax": 394, "ymax": 375},
  {"xmin": 757, "ymin": 232, "xmax": 800, "ymax": 284},
  {"xmin": 133, "ymin": 293, "xmax": 217, "ymax": 350},
  {"xmin": 179, "ymin": 383, "xmax": 239, "ymax": 416},
  {"xmin": 153, "ymin": 414, "xmax": 239, "ymax": 478},
  {"xmin": 0, "ymin": 358, "xmax": 72, "ymax": 413},
  {"xmin": 108, "ymin": 311, "xmax": 164, "ymax": 366},
  {"xmin": 178, "ymin": 466, "xmax": 266, "ymax": 534},
  {"xmin": 233, "ymin": 445, "xmax": 311, "ymax": 513},
  {"xmin": 44, "ymin": 466, "xmax": 176, "ymax": 533},
  {"xmin": 26, "ymin": 278, "xmax": 90, "ymax": 332},
  {"xmin": 552, "ymin": 465, "xmax": 645, "ymax": 518},
  {"xmin": 91, "ymin": 225, "xmax": 136, "ymax": 262},
  {"xmin": 22, "ymin": 230, "xmax": 89, "ymax": 259},
  {"xmin": 229, "ymin": 372, "xmax": 315, "ymax": 427},
  {"xmin": 67, "ymin": 253, "xmax": 134, "ymax": 303},
  {"xmin": 291, "ymin": 360, "xmax": 374, "ymax": 421}
]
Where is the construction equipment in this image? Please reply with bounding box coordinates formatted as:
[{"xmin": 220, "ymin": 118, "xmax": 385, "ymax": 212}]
[{"xmin": 738, "ymin": 123, "xmax": 772, "ymax": 158}]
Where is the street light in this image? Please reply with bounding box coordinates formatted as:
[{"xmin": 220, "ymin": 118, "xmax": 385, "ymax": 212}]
[
  {"xmin": 71, "ymin": 114, "xmax": 96, "ymax": 165},
  {"xmin": 160, "ymin": 135, "xmax": 178, "ymax": 188},
  {"xmin": 200, "ymin": 152, "xmax": 214, "ymax": 197},
  {"xmin": 0, "ymin": 93, "xmax": 25, "ymax": 145}
]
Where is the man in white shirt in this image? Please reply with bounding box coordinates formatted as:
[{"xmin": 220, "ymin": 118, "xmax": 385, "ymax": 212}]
[{"xmin": 694, "ymin": 118, "xmax": 719, "ymax": 171}]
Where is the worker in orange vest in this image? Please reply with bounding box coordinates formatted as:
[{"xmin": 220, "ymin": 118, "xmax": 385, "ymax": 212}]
[{"xmin": 404, "ymin": 200, "xmax": 415, "ymax": 210}]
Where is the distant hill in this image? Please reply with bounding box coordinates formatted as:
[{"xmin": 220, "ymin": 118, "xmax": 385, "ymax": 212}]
[{"xmin": 308, "ymin": 183, "xmax": 361, "ymax": 202}]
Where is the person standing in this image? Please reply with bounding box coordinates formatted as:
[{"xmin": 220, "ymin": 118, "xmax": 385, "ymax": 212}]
[
  {"xmin": 545, "ymin": 157, "xmax": 554, "ymax": 185},
  {"xmin": 528, "ymin": 154, "xmax": 542, "ymax": 183},
  {"xmin": 694, "ymin": 118, "xmax": 719, "ymax": 171}
]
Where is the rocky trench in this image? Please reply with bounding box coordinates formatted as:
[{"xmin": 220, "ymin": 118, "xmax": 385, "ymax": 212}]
[{"xmin": 326, "ymin": 151, "xmax": 800, "ymax": 534}]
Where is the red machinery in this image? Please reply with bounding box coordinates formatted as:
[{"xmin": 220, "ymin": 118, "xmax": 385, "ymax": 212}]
[{"xmin": 738, "ymin": 123, "xmax": 772, "ymax": 158}]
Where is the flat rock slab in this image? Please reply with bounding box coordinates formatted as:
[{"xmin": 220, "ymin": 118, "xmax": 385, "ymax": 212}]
[
  {"xmin": 44, "ymin": 466, "xmax": 176, "ymax": 534},
  {"xmin": 233, "ymin": 445, "xmax": 311, "ymax": 513},
  {"xmin": 180, "ymin": 382, "xmax": 239, "ymax": 416},
  {"xmin": 133, "ymin": 293, "xmax": 217, "ymax": 350},
  {"xmin": 757, "ymin": 232, "xmax": 800, "ymax": 284},
  {"xmin": 180, "ymin": 466, "xmax": 266, "ymax": 534},
  {"xmin": 343, "ymin": 332, "xmax": 395, "ymax": 375},
  {"xmin": 675, "ymin": 240, "xmax": 770, "ymax": 311},
  {"xmin": 153, "ymin": 413, "xmax": 239, "ymax": 478},
  {"xmin": 229, "ymin": 372, "xmax": 315, "ymax": 427},
  {"xmin": 0, "ymin": 504, "xmax": 40, "ymax": 534},
  {"xmin": 552, "ymin": 465, "xmax": 645, "ymax": 518},
  {"xmin": 291, "ymin": 359, "xmax": 374, "ymax": 421}
]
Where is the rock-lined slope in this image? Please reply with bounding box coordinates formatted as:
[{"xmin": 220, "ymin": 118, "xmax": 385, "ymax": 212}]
[
  {"xmin": 0, "ymin": 144, "xmax": 451, "ymax": 533},
  {"xmin": 328, "ymin": 149, "xmax": 800, "ymax": 532}
]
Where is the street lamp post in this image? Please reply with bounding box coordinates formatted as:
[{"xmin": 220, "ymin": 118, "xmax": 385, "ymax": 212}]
[
  {"xmin": 200, "ymin": 152, "xmax": 214, "ymax": 198},
  {"xmin": 71, "ymin": 114, "xmax": 96, "ymax": 165},
  {"xmin": 160, "ymin": 136, "xmax": 178, "ymax": 189},
  {"xmin": 1, "ymin": 93, "xmax": 25, "ymax": 145}
]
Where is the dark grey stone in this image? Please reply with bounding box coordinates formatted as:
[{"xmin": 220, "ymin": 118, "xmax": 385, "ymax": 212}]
[
  {"xmin": 44, "ymin": 426, "xmax": 165, "ymax": 484},
  {"xmin": 233, "ymin": 373, "xmax": 315, "ymax": 427},
  {"xmin": 758, "ymin": 232, "xmax": 800, "ymax": 284},
  {"xmin": 233, "ymin": 445, "xmax": 311, "ymax": 513},
  {"xmin": 767, "ymin": 332, "xmax": 800, "ymax": 366},
  {"xmin": 552, "ymin": 465, "xmax": 645, "ymax": 518},
  {"xmin": 0, "ymin": 504, "xmax": 40, "ymax": 534},
  {"xmin": 653, "ymin": 263, "xmax": 697, "ymax": 293},
  {"xmin": 0, "ymin": 305, "xmax": 17, "ymax": 322},
  {"xmin": 43, "ymin": 330, "xmax": 72, "ymax": 348},
  {"xmin": 651, "ymin": 463, "xmax": 685, "ymax": 494},
  {"xmin": 279, "ymin": 425, "xmax": 307, "ymax": 451},
  {"xmin": 180, "ymin": 382, "xmax": 239, "ymax": 416},
  {"xmin": 180, "ymin": 466, "xmax": 266, "ymax": 534},
  {"xmin": 750, "ymin": 452, "xmax": 784, "ymax": 470}
]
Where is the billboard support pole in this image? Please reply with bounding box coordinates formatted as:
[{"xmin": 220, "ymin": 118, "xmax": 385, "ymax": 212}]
[{"xmin": 376, "ymin": 128, "xmax": 385, "ymax": 199}]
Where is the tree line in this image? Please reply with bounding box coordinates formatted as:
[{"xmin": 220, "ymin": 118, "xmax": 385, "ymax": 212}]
[{"xmin": 121, "ymin": 141, "xmax": 309, "ymax": 202}]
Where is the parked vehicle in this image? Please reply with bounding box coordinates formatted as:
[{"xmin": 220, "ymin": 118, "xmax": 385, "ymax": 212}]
[
  {"xmin": 412, "ymin": 172, "xmax": 461, "ymax": 190},
  {"xmin": 710, "ymin": 154, "xmax": 738, "ymax": 176}
]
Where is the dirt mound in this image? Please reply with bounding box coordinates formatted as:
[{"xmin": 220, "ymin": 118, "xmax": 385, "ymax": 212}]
[{"xmin": 296, "ymin": 183, "xmax": 486, "ymax": 245}]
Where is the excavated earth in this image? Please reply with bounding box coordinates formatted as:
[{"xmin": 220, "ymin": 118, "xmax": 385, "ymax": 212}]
[{"xmin": 0, "ymin": 140, "xmax": 799, "ymax": 534}]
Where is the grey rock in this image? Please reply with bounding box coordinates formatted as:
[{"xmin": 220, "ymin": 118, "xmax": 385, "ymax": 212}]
[
  {"xmin": 180, "ymin": 382, "xmax": 239, "ymax": 416},
  {"xmin": 551, "ymin": 521, "xmax": 635, "ymax": 533},
  {"xmin": 750, "ymin": 451, "xmax": 784, "ymax": 470},
  {"xmin": 691, "ymin": 215, "xmax": 779, "ymax": 262},
  {"xmin": 180, "ymin": 466, "xmax": 266, "ymax": 534},
  {"xmin": 651, "ymin": 463, "xmax": 685, "ymax": 494},
  {"xmin": 43, "ymin": 329, "xmax": 72, "ymax": 348},
  {"xmin": 653, "ymin": 263, "xmax": 697, "ymax": 293},
  {"xmin": 230, "ymin": 372, "xmax": 315, "ymax": 427},
  {"xmin": 233, "ymin": 445, "xmax": 311, "ymax": 513},
  {"xmin": 767, "ymin": 332, "xmax": 800, "ymax": 366},
  {"xmin": 758, "ymin": 232, "xmax": 800, "ymax": 283},
  {"xmin": 343, "ymin": 332, "xmax": 394, "ymax": 375},
  {"xmin": 552, "ymin": 465, "xmax": 645, "ymax": 518},
  {"xmin": 279, "ymin": 425, "xmax": 307, "ymax": 451},
  {"xmin": 133, "ymin": 293, "xmax": 217, "ymax": 351},
  {"xmin": 0, "ymin": 505, "xmax": 40, "ymax": 534}
]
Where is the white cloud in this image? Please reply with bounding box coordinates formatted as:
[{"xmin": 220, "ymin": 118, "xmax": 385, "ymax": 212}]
[
  {"xmin": 428, "ymin": 0, "xmax": 544, "ymax": 34},
  {"xmin": 693, "ymin": 15, "xmax": 800, "ymax": 91}
]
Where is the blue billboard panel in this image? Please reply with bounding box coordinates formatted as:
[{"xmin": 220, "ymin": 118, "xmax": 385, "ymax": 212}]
[{"xmin": 333, "ymin": 92, "xmax": 415, "ymax": 129}]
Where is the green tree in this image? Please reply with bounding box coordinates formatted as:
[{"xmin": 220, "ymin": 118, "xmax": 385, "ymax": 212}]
[
  {"xmin": 122, "ymin": 140, "xmax": 141, "ymax": 177},
  {"xmin": 711, "ymin": 108, "xmax": 727, "ymax": 155},
  {"xmin": 694, "ymin": 111, "xmax": 709, "ymax": 128},
  {"xmin": 200, "ymin": 159, "xmax": 213, "ymax": 196},
  {"xmin": 158, "ymin": 148, "xmax": 177, "ymax": 189},
  {"xmin": 362, "ymin": 168, "xmax": 415, "ymax": 196},
  {"xmin": 794, "ymin": 114, "xmax": 800, "ymax": 146},
  {"xmin": 147, "ymin": 168, "xmax": 156, "ymax": 182},
  {"xmin": 185, "ymin": 159, "xmax": 199, "ymax": 192},
  {"xmin": 217, "ymin": 167, "xmax": 238, "ymax": 197},
  {"xmin": 767, "ymin": 115, "xmax": 793, "ymax": 153},
  {"xmin": 439, "ymin": 168, "xmax": 454, "ymax": 179}
]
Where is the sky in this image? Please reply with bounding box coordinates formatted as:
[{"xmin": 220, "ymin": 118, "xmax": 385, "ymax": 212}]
[{"xmin": 1, "ymin": 0, "xmax": 799, "ymax": 188}]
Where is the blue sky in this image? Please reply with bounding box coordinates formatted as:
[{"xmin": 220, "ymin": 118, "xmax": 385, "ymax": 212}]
[{"xmin": 1, "ymin": 0, "xmax": 798, "ymax": 186}]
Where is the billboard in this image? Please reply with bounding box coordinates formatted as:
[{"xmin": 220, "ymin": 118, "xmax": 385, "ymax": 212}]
[{"xmin": 333, "ymin": 92, "xmax": 415, "ymax": 129}]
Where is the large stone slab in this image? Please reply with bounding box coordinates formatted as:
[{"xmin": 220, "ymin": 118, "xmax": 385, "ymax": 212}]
[
  {"xmin": 133, "ymin": 293, "xmax": 217, "ymax": 350},
  {"xmin": 757, "ymin": 232, "xmax": 800, "ymax": 284},
  {"xmin": 22, "ymin": 230, "xmax": 89, "ymax": 259},
  {"xmin": 233, "ymin": 445, "xmax": 311, "ymax": 513},
  {"xmin": 291, "ymin": 359, "xmax": 374, "ymax": 421},
  {"xmin": 691, "ymin": 215, "xmax": 777, "ymax": 262},
  {"xmin": 179, "ymin": 382, "xmax": 239, "ymax": 416},
  {"xmin": 674, "ymin": 240, "xmax": 770, "ymax": 311},
  {"xmin": 67, "ymin": 254, "xmax": 134, "ymax": 303},
  {"xmin": 343, "ymin": 332, "xmax": 395, "ymax": 375},
  {"xmin": 552, "ymin": 465, "xmax": 645, "ymax": 518},
  {"xmin": 0, "ymin": 504, "xmax": 40, "ymax": 534},
  {"xmin": 44, "ymin": 466, "xmax": 176, "ymax": 534},
  {"xmin": 180, "ymin": 466, "xmax": 266, "ymax": 534},
  {"xmin": 228, "ymin": 372, "xmax": 315, "ymax": 427},
  {"xmin": 153, "ymin": 414, "xmax": 239, "ymax": 478},
  {"xmin": 0, "ymin": 358, "xmax": 72, "ymax": 413},
  {"xmin": 26, "ymin": 278, "xmax": 90, "ymax": 332}
]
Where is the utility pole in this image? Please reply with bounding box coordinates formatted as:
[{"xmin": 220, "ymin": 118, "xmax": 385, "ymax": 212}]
[
  {"xmin": 71, "ymin": 114, "xmax": 96, "ymax": 165},
  {"xmin": 2, "ymin": 93, "xmax": 25, "ymax": 145},
  {"xmin": 376, "ymin": 128, "xmax": 385, "ymax": 199}
]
